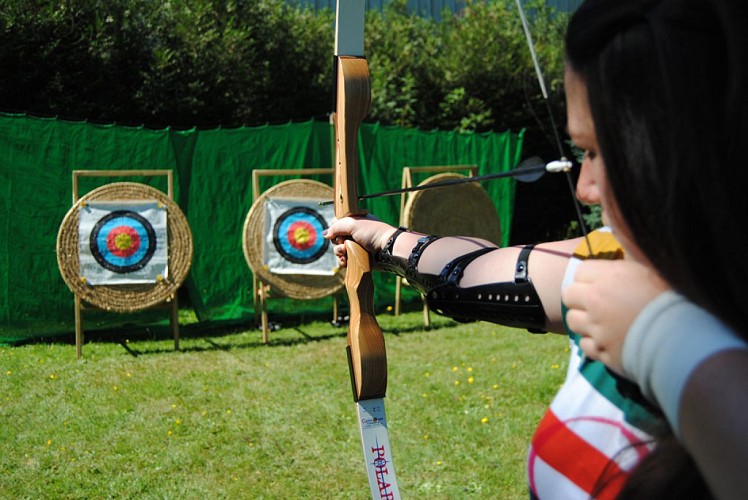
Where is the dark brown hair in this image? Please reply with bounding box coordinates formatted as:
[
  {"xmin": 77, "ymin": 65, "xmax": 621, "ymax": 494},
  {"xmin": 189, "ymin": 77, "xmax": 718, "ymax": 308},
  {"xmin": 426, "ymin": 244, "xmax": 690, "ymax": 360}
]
[
  {"xmin": 565, "ymin": 0, "xmax": 748, "ymax": 340},
  {"xmin": 564, "ymin": 1, "xmax": 748, "ymax": 496}
]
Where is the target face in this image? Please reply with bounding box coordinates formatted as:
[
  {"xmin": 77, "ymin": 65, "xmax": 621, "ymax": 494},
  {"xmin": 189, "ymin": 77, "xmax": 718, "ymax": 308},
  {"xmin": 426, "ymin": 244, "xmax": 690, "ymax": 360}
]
[
  {"xmin": 78, "ymin": 201, "xmax": 168, "ymax": 285},
  {"xmin": 90, "ymin": 210, "xmax": 157, "ymax": 273},
  {"xmin": 272, "ymin": 207, "xmax": 329, "ymax": 264}
]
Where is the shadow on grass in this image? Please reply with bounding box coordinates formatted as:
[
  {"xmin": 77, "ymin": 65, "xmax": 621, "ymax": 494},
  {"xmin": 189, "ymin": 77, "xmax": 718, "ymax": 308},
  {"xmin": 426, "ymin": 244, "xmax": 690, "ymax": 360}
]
[
  {"xmin": 119, "ymin": 319, "xmax": 456, "ymax": 357},
  {"xmin": 6, "ymin": 300, "xmax": 457, "ymax": 357}
]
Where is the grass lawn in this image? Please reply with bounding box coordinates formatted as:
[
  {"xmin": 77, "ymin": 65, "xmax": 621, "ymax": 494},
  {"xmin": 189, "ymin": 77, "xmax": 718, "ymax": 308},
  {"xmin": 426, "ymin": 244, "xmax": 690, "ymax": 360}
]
[{"xmin": 0, "ymin": 310, "xmax": 568, "ymax": 499}]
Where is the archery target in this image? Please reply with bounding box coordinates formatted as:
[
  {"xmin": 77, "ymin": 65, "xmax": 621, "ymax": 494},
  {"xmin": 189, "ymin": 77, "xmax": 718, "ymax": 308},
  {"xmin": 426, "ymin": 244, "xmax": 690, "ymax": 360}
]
[
  {"xmin": 79, "ymin": 201, "xmax": 168, "ymax": 285},
  {"xmin": 90, "ymin": 210, "xmax": 157, "ymax": 273},
  {"xmin": 243, "ymin": 179, "xmax": 343, "ymax": 301},
  {"xmin": 403, "ymin": 173, "xmax": 502, "ymax": 245},
  {"xmin": 264, "ymin": 197, "xmax": 336, "ymax": 276},
  {"xmin": 272, "ymin": 206, "xmax": 329, "ymax": 264}
]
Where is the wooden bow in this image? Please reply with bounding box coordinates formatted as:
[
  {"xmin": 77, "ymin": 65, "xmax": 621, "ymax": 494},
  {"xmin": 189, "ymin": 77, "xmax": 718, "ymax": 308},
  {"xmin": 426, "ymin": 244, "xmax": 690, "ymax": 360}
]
[
  {"xmin": 334, "ymin": 1, "xmax": 399, "ymax": 498},
  {"xmin": 334, "ymin": 56, "xmax": 387, "ymax": 402},
  {"xmin": 333, "ymin": 0, "xmax": 387, "ymax": 414}
]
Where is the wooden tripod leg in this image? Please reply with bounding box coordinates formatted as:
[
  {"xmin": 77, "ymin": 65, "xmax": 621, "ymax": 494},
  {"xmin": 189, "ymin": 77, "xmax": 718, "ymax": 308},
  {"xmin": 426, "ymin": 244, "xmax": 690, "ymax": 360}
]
[
  {"xmin": 170, "ymin": 296, "xmax": 180, "ymax": 351},
  {"xmin": 422, "ymin": 294, "xmax": 431, "ymax": 327},
  {"xmin": 75, "ymin": 295, "xmax": 83, "ymax": 359},
  {"xmin": 394, "ymin": 276, "xmax": 402, "ymax": 316},
  {"xmin": 253, "ymin": 275, "xmax": 260, "ymax": 327},
  {"xmin": 260, "ymin": 284, "xmax": 269, "ymax": 344}
]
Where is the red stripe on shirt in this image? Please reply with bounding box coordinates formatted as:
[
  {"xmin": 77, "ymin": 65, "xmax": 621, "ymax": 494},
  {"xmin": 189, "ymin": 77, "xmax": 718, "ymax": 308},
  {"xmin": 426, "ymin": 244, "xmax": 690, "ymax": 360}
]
[{"xmin": 529, "ymin": 409, "xmax": 628, "ymax": 499}]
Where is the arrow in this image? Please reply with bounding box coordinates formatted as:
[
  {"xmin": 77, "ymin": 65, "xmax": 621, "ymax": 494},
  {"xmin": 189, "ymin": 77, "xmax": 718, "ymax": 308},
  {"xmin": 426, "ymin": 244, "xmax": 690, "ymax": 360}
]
[{"xmin": 319, "ymin": 156, "xmax": 572, "ymax": 206}]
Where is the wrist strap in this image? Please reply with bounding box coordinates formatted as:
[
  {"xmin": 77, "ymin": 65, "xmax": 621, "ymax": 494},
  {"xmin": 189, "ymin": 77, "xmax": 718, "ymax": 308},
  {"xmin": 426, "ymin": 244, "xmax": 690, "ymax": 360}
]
[
  {"xmin": 622, "ymin": 291, "xmax": 747, "ymax": 436},
  {"xmin": 372, "ymin": 226, "xmax": 409, "ymax": 273}
]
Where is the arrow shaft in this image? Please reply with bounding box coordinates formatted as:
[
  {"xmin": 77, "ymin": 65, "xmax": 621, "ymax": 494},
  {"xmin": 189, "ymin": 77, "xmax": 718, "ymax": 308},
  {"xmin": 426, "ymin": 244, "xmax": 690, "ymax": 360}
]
[{"xmin": 358, "ymin": 163, "xmax": 547, "ymax": 200}]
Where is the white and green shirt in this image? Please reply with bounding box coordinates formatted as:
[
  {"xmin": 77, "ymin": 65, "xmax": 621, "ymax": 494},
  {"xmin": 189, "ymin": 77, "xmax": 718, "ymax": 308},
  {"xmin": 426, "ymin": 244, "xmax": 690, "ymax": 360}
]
[{"xmin": 528, "ymin": 229, "xmax": 663, "ymax": 499}]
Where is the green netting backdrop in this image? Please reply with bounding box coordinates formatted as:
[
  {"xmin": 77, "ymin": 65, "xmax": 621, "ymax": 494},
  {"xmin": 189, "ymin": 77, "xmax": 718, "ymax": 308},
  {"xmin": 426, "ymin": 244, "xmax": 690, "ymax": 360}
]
[{"xmin": 0, "ymin": 112, "xmax": 523, "ymax": 344}]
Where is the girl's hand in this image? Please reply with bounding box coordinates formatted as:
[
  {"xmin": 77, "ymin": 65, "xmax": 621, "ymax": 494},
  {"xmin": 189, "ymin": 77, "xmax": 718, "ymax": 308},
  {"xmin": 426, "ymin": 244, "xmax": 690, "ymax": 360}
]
[
  {"xmin": 324, "ymin": 216, "xmax": 398, "ymax": 268},
  {"xmin": 562, "ymin": 259, "xmax": 669, "ymax": 374}
]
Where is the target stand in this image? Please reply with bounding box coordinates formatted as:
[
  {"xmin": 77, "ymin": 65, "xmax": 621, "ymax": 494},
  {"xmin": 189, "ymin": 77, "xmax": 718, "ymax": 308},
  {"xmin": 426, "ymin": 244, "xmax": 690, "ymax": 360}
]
[
  {"xmin": 57, "ymin": 170, "xmax": 193, "ymax": 358},
  {"xmin": 396, "ymin": 166, "xmax": 502, "ymax": 325},
  {"xmin": 243, "ymin": 169, "xmax": 344, "ymax": 343}
]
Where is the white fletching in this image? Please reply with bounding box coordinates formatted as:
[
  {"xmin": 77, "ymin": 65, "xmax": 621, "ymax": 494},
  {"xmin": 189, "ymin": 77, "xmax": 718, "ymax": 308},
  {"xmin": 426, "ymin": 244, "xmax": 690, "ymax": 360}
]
[{"xmin": 546, "ymin": 159, "xmax": 573, "ymax": 172}]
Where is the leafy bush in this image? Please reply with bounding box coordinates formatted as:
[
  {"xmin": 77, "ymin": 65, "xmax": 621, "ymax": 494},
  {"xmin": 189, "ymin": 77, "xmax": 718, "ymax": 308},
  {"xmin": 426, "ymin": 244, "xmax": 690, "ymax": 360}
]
[
  {"xmin": 366, "ymin": 0, "xmax": 568, "ymax": 136},
  {"xmin": 0, "ymin": 0, "xmax": 334, "ymax": 126},
  {"xmin": 0, "ymin": 0, "xmax": 568, "ymax": 134}
]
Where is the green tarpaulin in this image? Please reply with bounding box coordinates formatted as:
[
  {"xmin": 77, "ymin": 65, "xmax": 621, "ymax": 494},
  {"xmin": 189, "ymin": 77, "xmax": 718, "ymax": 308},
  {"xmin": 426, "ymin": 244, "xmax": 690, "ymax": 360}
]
[{"xmin": 0, "ymin": 112, "xmax": 523, "ymax": 344}]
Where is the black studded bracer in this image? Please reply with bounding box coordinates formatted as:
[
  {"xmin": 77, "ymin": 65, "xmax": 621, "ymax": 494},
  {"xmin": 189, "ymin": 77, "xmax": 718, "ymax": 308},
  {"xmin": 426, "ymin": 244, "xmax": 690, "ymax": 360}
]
[{"xmin": 374, "ymin": 229, "xmax": 547, "ymax": 333}]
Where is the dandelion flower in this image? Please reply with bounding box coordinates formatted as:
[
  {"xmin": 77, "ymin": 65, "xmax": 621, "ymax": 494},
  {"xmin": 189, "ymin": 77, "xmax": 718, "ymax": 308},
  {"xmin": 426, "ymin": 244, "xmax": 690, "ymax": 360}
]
[
  {"xmin": 467, "ymin": 367, "xmax": 473, "ymax": 373},
  {"xmin": 468, "ymin": 377, "xmax": 474, "ymax": 384},
  {"xmin": 452, "ymin": 366, "xmax": 459, "ymax": 372},
  {"xmin": 481, "ymin": 417, "xmax": 489, "ymax": 424}
]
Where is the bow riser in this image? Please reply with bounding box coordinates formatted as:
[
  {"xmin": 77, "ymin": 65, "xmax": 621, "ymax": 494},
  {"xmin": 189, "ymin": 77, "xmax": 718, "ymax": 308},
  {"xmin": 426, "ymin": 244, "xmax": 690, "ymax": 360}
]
[{"xmin": 334, "ymin": 56, "xmax": 386, "ymax": 401}]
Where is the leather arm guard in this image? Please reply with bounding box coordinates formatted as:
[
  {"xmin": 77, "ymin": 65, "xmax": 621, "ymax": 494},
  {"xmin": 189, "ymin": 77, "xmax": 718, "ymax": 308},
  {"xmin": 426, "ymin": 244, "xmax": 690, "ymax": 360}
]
[
  {"xmin": 427, "ymin": 245, "xmax": 547, "ymax": 332},
  {"xmin": 373, "ymin": 230, "xmax": 547, "ymax": 333}
]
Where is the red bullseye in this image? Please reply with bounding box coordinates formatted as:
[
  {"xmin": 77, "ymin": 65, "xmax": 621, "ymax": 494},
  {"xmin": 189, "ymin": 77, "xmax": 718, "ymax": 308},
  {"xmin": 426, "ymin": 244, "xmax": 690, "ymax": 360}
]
[
  {"xmin": 286, "ymin": 221, "xmax": 316, "ymax": 250},
  {"xmin": 106, "ymin": 225, "xmax": 141, "ymax": 257}
]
